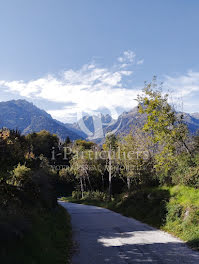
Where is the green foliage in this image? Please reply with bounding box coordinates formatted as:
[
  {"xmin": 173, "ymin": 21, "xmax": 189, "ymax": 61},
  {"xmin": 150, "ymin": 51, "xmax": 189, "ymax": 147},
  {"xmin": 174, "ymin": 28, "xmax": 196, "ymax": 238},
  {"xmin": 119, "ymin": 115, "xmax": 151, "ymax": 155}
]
[
  {"xmin": 118, "ymin": 130, "xmax": 154, "ymax": 188},
  {"xmin": 59, "ymin": 168, "xmax": 73, "ymax": 181},
  {"xmin": 71, "ymin": 190, "xmax": 108, "ymax": 201},
  {"xmin": 166, "ymin": 202, "xmax": 183, "ymax": 221},
  {"xmin": 0, "ymin": 126, "xmax": 75, "ymax": 264},
  {"xmin": 137, "ymin": 79, "xmax": 189, "ymax": 182},
  {"xmin": 9, "ymin": 164, "xmax": 32, "ymax": 187},
  {"xmin": 163, "ymin": 186, "xmax": 199, "ymax": 248},
  {"xmin": 103, "ymin": 134, "xmax": 118, "ymax": 151},
  {"xmin": 171, "ymin": 154, "xmax": 199, "ymax": 186},
  {"xmin": 72, "ymin": 190, "xmax": 82, "ymax": 200},
  {"xmin": 193, "ymin": 132, "xmax": 199, "ymax": 152},
  {"xmin": 26, "ymin": 130, "xmax": 59, "ymax": 159},
  {"xmin": 0, "ymin": 129, "xmax": 29, "ymax": 178},
  {"xmin": 74, "ymin": 139, "xmax": 96, "ymax": 150}
]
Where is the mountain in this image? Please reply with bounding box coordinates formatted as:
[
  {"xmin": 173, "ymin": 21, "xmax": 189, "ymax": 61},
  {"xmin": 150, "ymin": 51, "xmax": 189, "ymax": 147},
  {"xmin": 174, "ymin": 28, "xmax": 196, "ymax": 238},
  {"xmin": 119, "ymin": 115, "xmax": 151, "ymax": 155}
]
[
  {"xmin": 71, "ymin": 107, "xmax": 199, "ymax": 142},
  {"xmin": 180, "ymin": 112, "xmax": 199, "ymax": 133},
  {"xmin": 0, "ymin": 100, "xmax": 82, "ymax": 140},
  {"xmin": 104, "ymin": 107, "xmax": 143, "ymax": 136},
  {"xmin": 104, "ymin": 107, "xmax": 199, "ymax": 137},
  {"xmin": 0, "ymin": 99, "xmax": 199, "ymax": 143},
  {"xmin": 66, "ymin": 113, "xmax": 115, "ymax": 141}
]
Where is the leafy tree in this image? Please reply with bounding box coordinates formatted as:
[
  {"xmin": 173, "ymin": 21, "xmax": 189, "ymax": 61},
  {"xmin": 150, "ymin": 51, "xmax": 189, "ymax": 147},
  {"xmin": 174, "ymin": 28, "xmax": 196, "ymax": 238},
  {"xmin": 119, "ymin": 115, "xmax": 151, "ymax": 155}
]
[
  {"xmin": 9, "ymin": 164, "xmax": 32, "ymax": 187},
  {"xmin": 26, "ymin": 130, "xmax": 59, "ymax": 160},
  {"xmin": 118, "ymin": 127, "xmax": 155, "ymax": 191},
  {"xmin": 74, "ymin": 139, "xmax": 96, "ymax": 150},
  {"xmin": 69, "ymin": 140, "xmax": 96, "ymax": 198},
  {"xmin": 0, "ymin": 129, "xmax": 29, "ymax": 181},
  {"xmin": 103, "ymin": 134, "xmax": 118, "ymax": 199},
  {"xmin": 137, "ymin": 79, "xmax": 189, "ymax": 183},
  {"xmin": 119, "ymin": 133, "xmax": 141, "ymax": 190},
  {"xmin": 172, "ymin": 153, "xmax": 199, "ymax": 187}
]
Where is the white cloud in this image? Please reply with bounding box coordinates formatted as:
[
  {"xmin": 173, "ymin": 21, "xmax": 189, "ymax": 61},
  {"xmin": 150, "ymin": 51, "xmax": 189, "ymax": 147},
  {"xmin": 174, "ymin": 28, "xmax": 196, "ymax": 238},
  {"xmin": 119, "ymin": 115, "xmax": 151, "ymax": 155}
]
[
  {"xmin": 164, "ymin": 71, "xmax": 199, "ymax": 112},
  {"xmin": 165, "ymin": 71, "xmax": 199, "ymax": 96},
  {"xmin": 118, "ymin": 50, "xmax": 136, "ymax": 63},
  {"xmin": 137, "ymin": 59, "xmax": 144, "ymax": 65},
  {"xmin": 123, "ymin": 50, "xmax": 136, "ymax": 62},
  {"xmin": 0, "ymin": 52, "xmax": 141, "ymax": 123},
  {"xmin": 118, "ymin": 51, "xmax": 144, "ymax": 67}
]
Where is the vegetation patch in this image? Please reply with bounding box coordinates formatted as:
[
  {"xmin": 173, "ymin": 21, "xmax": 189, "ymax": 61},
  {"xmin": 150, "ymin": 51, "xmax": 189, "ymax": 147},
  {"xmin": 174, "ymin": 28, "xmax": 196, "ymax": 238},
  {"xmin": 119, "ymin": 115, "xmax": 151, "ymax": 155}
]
[{"xmin": 0, "ymin": 205, "xmax": 72, "ymax": 264}]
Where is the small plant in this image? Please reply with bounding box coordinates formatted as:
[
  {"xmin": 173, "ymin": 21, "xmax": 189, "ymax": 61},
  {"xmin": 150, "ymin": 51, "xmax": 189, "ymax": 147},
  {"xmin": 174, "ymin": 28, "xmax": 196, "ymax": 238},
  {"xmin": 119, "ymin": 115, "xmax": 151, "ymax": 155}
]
[{"xmin": 166, "ymin": 202, "xmax": 184, "ymax": 222}]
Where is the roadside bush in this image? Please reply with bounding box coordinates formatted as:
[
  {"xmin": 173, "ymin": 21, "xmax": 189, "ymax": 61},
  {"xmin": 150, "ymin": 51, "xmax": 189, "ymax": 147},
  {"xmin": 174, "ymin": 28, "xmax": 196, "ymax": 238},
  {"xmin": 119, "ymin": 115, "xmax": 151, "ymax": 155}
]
[
  {"xmin": 172, "ymin": 154, "xmax": 199, "ymax": 187},
  {"xmin": 32, "ymin": 169, "xmax": 57, "ymax": 209},
  {"xmin": 72, "ymin": 191, "xmax": 109, "ymax": 201},
  {"xmin": 83, "ymin": 191, "xmax": 108, "ymax": 201},
  {"xmin": 166, "ymin": 201, "xmax": 184, "ymax": 221},
  {"xmin": 72, "ymin": 191, "xmax": 82, "ymax": 200}
]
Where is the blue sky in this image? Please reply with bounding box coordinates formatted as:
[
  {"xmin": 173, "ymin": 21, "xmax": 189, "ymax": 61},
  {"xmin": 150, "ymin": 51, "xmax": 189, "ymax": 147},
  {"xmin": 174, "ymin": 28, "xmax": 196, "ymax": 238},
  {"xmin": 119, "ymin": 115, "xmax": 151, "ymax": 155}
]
[{"xmin": 0, "ymin": 0, "xmax": 199, "ymax": 122}]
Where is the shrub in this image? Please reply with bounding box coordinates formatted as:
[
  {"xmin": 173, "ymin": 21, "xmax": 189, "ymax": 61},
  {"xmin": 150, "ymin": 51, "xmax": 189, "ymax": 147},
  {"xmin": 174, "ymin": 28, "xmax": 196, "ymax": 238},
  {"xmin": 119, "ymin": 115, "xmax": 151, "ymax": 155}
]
[
  {"xmin": 10, "ymin": 164, "xmax": 32, "ymax": 187},
  {"xmin": 166, "ymin": 202, "xmax": 184, "ymax": 222},
  {"xmin": 72, "ymin": 191, "xmax": 82, "ymax": 200},
  {"xmin": 172, "ymin": 154, "xmax": 199, "ymax": 187},
  {"xmin": 72, "ymin": 190, "xmax": 108, "ymax": 201}
]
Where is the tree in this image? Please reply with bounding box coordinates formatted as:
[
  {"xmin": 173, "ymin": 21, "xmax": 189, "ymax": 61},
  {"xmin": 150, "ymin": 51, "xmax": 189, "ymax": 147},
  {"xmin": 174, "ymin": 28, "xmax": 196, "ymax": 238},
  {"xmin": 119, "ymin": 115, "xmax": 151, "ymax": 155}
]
[
  {"xmin": 0, "ymin": 129, "xmax": 29, "ymax": 181},
  {"xmin": 137, "ymin": 79, "xmax": 189, "ymax": 183},
  {"xmin": 9, "ymin": 163, "xmax": 32, "ymax": 188},
  {"xmin": 65, "ymin": 136, "xmax": 71, "ymax": 145},
  {"xmin": 118, "ymin": 128, "xmax": 154, "ymax": 191},
  {"xmin": 70, "ymin": 140, "xmax": 96, "ymax": 198},
  {"xmin": 26, "ymin": 130, "xmax": 59, "ymax": 160},
  {"xmin": 119, "ymin": 133, "xmax": 139, "ymax": 191},
  {"xmin": 103, "ymin": 134, "xmax": 118, "ymax": 200}
]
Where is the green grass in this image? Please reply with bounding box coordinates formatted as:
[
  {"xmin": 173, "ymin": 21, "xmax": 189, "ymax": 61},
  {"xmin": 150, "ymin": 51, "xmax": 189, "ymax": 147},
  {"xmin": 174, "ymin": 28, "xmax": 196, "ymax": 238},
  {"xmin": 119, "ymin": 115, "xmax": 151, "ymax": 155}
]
[
  {"xmin": 0, "ymin": 205, "xmax": 72, "ymax": 264},
  {"xmin": 169, "ymin": 185, "xmax": 199, "ymax": 206},
  {"xmin": 163, "ymin": 186, "xmax": 199, "ymax": 249},
  {"xmin": 61, "ymin": 186, "xmax": 199, "ymax": 250}
]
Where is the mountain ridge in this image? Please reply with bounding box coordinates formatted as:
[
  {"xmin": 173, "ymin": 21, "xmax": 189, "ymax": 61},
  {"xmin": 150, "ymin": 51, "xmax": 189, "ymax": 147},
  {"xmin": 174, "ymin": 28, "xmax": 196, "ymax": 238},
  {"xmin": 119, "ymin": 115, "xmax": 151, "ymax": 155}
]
[
  {"xmin": 0, "ymin": 99, "xmax": 82, "ymax": 140},
  {"xmin": 0, "ymin": 99, "xmax": 199, "ymax": 141}
]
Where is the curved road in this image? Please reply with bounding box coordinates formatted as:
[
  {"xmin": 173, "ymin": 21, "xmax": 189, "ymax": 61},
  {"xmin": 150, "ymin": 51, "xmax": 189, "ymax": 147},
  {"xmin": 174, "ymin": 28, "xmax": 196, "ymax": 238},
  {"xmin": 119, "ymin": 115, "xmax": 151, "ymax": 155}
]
[{"xmin": 59, "ymin": 202, "xmax": 199, "ymax": 264}]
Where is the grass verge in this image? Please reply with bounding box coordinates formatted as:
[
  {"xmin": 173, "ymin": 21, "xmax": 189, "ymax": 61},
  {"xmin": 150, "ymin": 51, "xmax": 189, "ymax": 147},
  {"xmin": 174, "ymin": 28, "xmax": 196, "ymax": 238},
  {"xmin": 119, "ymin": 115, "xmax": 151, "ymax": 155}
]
[{"xmin": 0, "ymin": 205, "xmax": 72, "ymax": 264}]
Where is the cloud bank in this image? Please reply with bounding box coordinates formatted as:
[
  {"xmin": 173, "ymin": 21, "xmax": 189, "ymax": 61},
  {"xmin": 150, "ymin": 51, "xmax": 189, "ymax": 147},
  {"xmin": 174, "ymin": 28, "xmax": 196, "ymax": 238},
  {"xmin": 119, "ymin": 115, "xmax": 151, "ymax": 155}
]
[
  {"xmin": 164, "ymin": 71, "xmax": 199, "ymax": 112},
  {"xmin": 0, "ymin": 50, "xmax": 198, "ymax": 122},
  {"xmin": 0, "ymin": 51, "xmax": 142, "ymax": 123}
]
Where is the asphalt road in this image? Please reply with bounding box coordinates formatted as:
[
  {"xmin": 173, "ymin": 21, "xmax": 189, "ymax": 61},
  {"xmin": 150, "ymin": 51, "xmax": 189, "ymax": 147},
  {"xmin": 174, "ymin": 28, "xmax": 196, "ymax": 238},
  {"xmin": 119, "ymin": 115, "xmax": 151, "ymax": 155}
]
[{"xmin": 59, "ymin": 202, "xmax": 199, "ymax": 264}]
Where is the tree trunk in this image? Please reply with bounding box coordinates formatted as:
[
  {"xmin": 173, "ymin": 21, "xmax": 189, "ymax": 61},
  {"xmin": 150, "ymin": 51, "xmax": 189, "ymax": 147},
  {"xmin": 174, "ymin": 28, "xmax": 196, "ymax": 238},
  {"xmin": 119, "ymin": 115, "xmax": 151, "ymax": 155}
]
[
  {"xmin": 127, "ymin": 176, "xmax": 131, "ymax": 191},
  {"xmin": 108, "ymin": 149, "xmax": 112, "ymax": 200},
  {"xmin": 101, "ymin": 174, "xmax": 105, "ymax": 192},
  {"xmin": 87, "ymin": 176, "xmax": 92, "ymax": 191},
  {"xmin": 80, "ymin": 177, "xmax": 84, "ymax": 199},
  {"xmin": 83, "ymin": 177, "xmax": 87, "ymax": 191}
]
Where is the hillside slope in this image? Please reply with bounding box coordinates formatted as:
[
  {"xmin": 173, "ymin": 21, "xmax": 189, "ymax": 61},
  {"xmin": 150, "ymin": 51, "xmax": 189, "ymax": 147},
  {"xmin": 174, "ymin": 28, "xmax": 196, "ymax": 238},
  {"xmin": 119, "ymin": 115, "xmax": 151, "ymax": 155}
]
[{"xmin": 0, "ymin": 100, "xmax": 82, "ymax": 140}]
